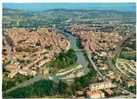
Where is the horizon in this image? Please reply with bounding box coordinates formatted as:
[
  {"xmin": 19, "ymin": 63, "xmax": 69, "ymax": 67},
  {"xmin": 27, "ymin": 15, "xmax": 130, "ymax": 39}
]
[{"xmin": 3, "ymin": 3, "xmax": 136, "ymax": 12}]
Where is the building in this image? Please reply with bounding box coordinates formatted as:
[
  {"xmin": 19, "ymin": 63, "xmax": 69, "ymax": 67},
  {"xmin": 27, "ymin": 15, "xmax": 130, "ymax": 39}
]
[
  {"xmin": 86, "ymin": 90, "xmax": 105, "ymax": 99},
  {"xmin": 127, "ymin": 80, "xmax": 135, "ymax": 87},
  {"xmin": 89, "ymin": 81, "xmax": 117, "ymax": 91},
  {"xmin": 3, "ymin": 28, "xmax": 70, "ymax": 78}
]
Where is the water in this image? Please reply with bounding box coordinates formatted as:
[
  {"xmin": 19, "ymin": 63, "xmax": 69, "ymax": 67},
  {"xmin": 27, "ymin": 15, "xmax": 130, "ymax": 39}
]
[
  {"xmin": 50, "ymin": 31, "xmax": 89, "ymax": 81},
  {"xmin": 63, "ymin": 31, "xmax": 89, "ymax": 67}
]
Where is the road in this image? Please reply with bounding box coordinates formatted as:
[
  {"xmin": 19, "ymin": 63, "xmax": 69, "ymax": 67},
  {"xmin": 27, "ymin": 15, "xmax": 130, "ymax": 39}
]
[
  {"xmin": 3, "ymin": 35, "xmax": 12, "ymax": 62},
  {"xmin": 85, "ymin": 50, "xmax": 105, "ymax": 79},
  {"xmin": 110, "ymin": 95, "xmax": 136, "ymax": 98},
  {"xmin": 82, "ymin": 33, "xmax": 136, "ymax": 97},
  {"xmin": 111, "ymin": 33, "xmax": 135, "ymax": 59},
  {"xmin": 107, "ymin": 33, "xmax": 135, "ymax": 77},
  {"xmin": 4, "ymin": 75, "xmax": 45, "ymax": 94},
  {"xmin": 106, "ymin": 33, "xmax": 136, "ymax": 96},
  {"xmin": 84, "ymin": 50, "xmax": 135, "ymax": 97},
  {"xmin": 118, "ymin": 86, "xmax": 136, "ymax": 97},
  {"xmin": 4, "ymin": 30, "xmax": 135, "ymax": 97}
]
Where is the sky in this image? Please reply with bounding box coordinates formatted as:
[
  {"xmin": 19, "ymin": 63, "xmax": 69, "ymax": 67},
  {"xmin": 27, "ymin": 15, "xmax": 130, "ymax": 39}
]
[{"xmin": 3, "ymin": 3, "xmax": 136, "ymax": 12}]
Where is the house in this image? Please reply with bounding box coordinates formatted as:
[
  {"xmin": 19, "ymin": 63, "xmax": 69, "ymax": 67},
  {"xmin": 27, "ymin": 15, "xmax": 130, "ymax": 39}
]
[
  {"xmin": 127, "ymin": 80, "xmax": 135, "ymax": 87},
  {"xmin": 89, "ymin": 81, "xmax": 117, "ymax": 91},
  {"xmin": 86, "ymin": 90, "xmax": 105, "ymax": 99}
]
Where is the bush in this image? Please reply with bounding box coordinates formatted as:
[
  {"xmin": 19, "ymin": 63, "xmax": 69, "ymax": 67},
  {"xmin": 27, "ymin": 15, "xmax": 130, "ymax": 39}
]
[
  {"xmin": 48, "ymin": 49, "xmax": 77, "ymax": 72},
  {"xmin": 120, "ymin": 51, "xmax": 136, "ymax": 60},
  {"xmin": 3, "ymin": 74, "xmax": 32, "ymax": 91},
  {"xmin": 5, "ymin": 80, "xmax": 70, "ymax": 98},
  {"xmin": 72, "ymin": 70, "xmax": 96, "ymax": 90}
]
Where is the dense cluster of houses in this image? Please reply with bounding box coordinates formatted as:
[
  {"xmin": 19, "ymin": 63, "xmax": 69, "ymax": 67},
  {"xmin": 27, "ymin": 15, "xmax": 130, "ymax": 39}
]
[{"xmin": 3, "ymin": 28, "xmax": 70, "ymax": 78}]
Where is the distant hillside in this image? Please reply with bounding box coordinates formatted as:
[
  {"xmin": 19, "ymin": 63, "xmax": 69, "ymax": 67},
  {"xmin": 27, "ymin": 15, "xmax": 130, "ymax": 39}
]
[
  {"xmin": 3, "ymin": 8, "xmax": 34, "ymax": 17},
  {"xmin": 3, "ymin": 8, "xmax": 136, "ymax": 17},
  {"xmin": 3, "ymin": 8, "xmax": 136, "ymax": 28}
]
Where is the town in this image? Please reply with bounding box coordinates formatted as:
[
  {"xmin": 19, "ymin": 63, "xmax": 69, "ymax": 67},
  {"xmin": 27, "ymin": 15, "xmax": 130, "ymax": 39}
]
[{"xmin": 2, "ymin": 4, "xmax": 136, "ymax": 99}]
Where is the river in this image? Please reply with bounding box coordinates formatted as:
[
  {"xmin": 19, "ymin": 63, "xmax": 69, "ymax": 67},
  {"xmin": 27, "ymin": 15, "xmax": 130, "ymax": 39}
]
[
  {"xmin": 63, "ymin": 30, "xmax": 89, "ymax": 70},
  {"xmin": 5, "ymin": 30, "xmax": 90, "ymax": 94}
]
